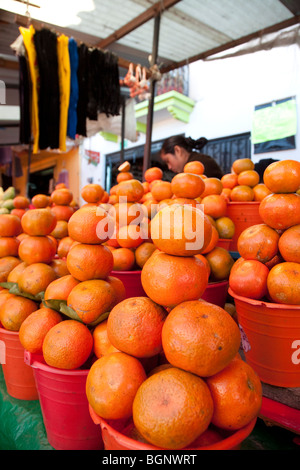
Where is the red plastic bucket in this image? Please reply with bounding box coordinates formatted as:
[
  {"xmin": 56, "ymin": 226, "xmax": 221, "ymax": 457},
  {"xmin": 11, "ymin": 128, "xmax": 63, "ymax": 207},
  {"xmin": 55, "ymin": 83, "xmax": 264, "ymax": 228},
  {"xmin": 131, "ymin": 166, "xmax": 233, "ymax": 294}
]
[
  {"xmin": 111, "ymin": 270, "xmax": 146, "ymax": 298},
  {"xmin": 201, "ymin": 281, "xmax": 229, "ymax": 308},
  {"xmin": 89, "ymin": 406, "xmax": 256, "ymax": 450},
  {"xmin": 229, "ymin": 288, "xmax": 300, "ymax": 387},
  {"xmin": 217, "ymin": 239, "xmax": 232, "ymax": 250},
  {"xmin": 24, "ymin": 351, "xmax": 103, "ymax": 450},
  {"xmin": 0, "ymin": 326, "xmax": 38, "ymax": 400},
  {"xmin": 227, "ymin": 202, "xmax": 263, "ymax": 252}
]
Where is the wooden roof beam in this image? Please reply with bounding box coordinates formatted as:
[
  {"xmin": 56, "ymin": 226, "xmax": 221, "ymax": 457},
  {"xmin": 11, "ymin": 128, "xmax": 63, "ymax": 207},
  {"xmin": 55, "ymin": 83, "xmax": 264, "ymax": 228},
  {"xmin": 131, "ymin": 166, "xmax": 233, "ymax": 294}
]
[{"xmin": 95, "ymin": 0, "xmax": 182, "ymax": 49}]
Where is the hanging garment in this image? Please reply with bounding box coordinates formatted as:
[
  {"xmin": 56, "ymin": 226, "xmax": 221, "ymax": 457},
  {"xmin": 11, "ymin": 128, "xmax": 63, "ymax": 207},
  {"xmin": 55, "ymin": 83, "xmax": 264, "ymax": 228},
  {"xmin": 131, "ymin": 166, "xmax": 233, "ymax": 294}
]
[
  {"xmin": 76, "ymin": 43, "xmax": 89, "ymax": 137},
  {"xmin": 67, "ymin": 38, "xmax": 79, "ymax": 140},
  {"xmin": 57, "ymin": 34, "xmax": 71, "ymax": 152},
  {"xmin": 87, "ymin": 47, "xmax": 105, "ymax": 121},
  {"xmin": 18, "ymin": 54, "xmax": 31, "ymax": 145},
  {"xmin": 19, "ymin": 25, "xmax": 40, "ymax": 154},
  {"xmin": 33, "ymin": 28, "xmax": 60, "ymax": 150},
  {"xmin": 101, "ymin": 51, "xmax": 121, "ymax": 116}
]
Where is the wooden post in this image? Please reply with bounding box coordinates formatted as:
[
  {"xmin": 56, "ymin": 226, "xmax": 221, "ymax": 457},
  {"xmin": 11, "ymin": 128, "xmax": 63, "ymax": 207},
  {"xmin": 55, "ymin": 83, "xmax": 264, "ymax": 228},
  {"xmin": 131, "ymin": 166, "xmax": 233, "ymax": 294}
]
[
  {"xmin": 142, "ymin": 13, "xmax": 161, "ymax": 178},
  {"xmin": 120, "ymin": 96, "xmax": 126, "ymax": 163}
]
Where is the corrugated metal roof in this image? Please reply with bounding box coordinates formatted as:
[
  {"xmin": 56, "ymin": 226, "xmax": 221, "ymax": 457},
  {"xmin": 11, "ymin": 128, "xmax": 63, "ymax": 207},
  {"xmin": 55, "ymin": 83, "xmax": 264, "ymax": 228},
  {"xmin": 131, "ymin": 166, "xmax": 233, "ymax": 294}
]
[{"xmin": 0, "ymin": 0, "xmax": 299, "ymax": 75}]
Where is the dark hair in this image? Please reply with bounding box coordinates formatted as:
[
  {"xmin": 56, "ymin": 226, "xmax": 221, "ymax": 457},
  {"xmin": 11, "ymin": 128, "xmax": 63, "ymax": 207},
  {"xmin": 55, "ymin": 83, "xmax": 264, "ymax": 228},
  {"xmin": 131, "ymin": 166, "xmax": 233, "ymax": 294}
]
[{"xmin": 160, "ymin": 135, "xmax": 208, "ymax": 155}]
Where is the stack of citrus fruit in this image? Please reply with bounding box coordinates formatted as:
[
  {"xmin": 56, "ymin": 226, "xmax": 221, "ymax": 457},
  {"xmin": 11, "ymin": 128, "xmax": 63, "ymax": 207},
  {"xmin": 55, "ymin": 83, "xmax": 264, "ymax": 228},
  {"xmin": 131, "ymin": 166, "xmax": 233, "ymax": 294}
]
[
  {"xmin": 220, "ymin": 158, "xmax": 271, "ymax": 202},
  {"xmin": 229, "ymin": 159, "xmax": 300, "ymax": 304},
  {"xmin": 0, "ymin": 213, "xmax": 22, "ymax": 281},
  {"xmin": 86, "ymin": 296, "xmax": 262, "ymax": 449},
  {"xmin": 11, "ymin": 195, "xmax": 30, "ymax": 220},
  {"xmin": 50, "ymin": 186, "xmax": 74, "ymax": 223}
]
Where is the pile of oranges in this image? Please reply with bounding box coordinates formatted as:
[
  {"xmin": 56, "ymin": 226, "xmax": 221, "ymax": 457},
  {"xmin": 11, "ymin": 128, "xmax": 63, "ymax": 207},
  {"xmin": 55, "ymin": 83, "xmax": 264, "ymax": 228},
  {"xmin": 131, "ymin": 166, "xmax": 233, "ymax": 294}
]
[
  {"xmin": 220, "ymin": 158, "xmax": 272, "ymax": 203},
  {"xmin": 102, "ymin": 160, "xmax": 236, "ymax": 284},
  {"xmin": 6, "ymin": 157, "xmax": 297, "ymax": 450},
  {"xmin": 84, "ymin": 173, "xmax": 262, "ymax": 450},
  {"xmin": 229, "ymin": 159, "xmax": 300, "ymax": 304}
]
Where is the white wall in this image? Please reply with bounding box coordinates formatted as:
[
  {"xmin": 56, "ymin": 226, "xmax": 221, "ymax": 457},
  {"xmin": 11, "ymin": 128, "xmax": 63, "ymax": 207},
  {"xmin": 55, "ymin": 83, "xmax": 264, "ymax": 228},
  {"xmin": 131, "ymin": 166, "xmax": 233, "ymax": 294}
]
[{"xmin": 187, "ymin": 42, "xmax": 300, "ymax": 163}]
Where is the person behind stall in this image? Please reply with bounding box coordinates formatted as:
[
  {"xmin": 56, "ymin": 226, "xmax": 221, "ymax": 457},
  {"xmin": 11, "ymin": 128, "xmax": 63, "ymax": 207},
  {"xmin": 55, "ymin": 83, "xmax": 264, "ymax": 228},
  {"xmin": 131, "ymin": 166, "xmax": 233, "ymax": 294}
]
[{"xmin": 160, "ymin": 135, "xmax": 224, "ymax": 178}]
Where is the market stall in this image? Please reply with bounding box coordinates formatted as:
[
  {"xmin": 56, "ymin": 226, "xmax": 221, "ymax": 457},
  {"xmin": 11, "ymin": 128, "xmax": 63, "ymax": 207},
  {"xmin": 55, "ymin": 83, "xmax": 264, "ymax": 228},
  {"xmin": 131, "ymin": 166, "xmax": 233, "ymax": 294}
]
[{"xmin": 0, "ymin": 0, "xmax": 300, "ymax": 453}]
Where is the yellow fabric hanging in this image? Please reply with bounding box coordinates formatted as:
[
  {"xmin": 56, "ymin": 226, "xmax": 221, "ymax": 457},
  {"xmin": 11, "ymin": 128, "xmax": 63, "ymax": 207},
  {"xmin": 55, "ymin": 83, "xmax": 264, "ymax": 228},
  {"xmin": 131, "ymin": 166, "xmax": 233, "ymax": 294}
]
[
  {"xmin": 57, "ymin": 34, "xmax": 71, "ymax": 152},
  {"xmin": 19, "ymin": 25, "xmax": 40, "ymax": 154}
]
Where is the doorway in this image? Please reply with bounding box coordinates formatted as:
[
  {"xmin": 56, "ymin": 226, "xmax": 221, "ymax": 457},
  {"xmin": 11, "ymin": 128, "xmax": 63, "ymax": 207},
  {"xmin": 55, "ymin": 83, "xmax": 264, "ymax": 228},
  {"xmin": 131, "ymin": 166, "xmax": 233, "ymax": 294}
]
[{"xmin": 28, "ymin": 166, "xmax": 55, "ymax": 199}]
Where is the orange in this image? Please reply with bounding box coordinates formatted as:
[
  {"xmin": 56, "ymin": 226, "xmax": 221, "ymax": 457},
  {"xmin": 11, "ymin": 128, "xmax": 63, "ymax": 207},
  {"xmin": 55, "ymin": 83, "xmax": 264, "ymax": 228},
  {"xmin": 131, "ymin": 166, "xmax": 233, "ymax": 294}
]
[
  {"xmin": 118, "ymin": 161, "xmax": 131, "ymax": 172},
  {"xmin": 205, "ymin": 246, "xmax": 234, "ymax": 281},
  {"xmin": 142, "ymin": 198, "xmax": 158, "ymax": 219},
  {"xmin": 150, "ymin": 204, "xmax": 212, "ymax": 256},
  {"xmin": 263, "ymin": 159, "xmax": 300, "ymax": 194},
  {"xmin": 107, "ymin": 297, "xmax": 167, "ymax": 358},
  {"xmin": 200, "ymin": 178, "xmax": 223, "ymax": 197},
  {"xmin": 10, "ymin": 208, "xmax": 27, "ymax": 220},
  {"xmin": 19, "ymin": 307, "xmax": 63, "ymax": 354},
  {"xmin": 49, "ymin": 258, "xmax": 70, "ymax": 277},
  {"xmin": 66, "ymin": 243, "xmax": 113, "ymax": 281},
  {"xmin": 0, "ymin": 213, "xmax": 22, "ymax": 237},
  {"xmin": 201, "ymin": 194, "xmax": 227, "ymax": 219},
  {"xmin": 21, "ymin": 208, "xmax": 57, "ymax": 236},
  {"xmin": 0, "ymin": 295, "xmax": 38, "ymax": 331},
  {"xmin": 200, "ymin": 225, "xmax": 219, "ymax": 255},
  {"xmin": 67, "ymin": 279, "xmax": 115, "ymax": 324},
  {"xmin": 7, "ymin": 260, "xmax": 28, "ymax": 283},
  {"xmin": 50, "ymin": 220, "xmax": 68, "ymax": 239},
  {"xmin": 144, "ymin": 167, "xmax": 163, "ymax": 183},
  {"xmin": 132, "ymin": 367, "xmax": 214, "ymax": 449},
  {"xmin": 93, "ymin": 319, "xmax": 119, "ymax": 358},
  {"xmin": 278, "ymin": 224, "xmax": 300, "ymax": 263},
  {"xmin": 57, "ymin": 236, "xmax": 78, "ymax": 258},
  {"xmin": 141, "ymin": 251, "xmax": 209, "ymax": 308},
  {"xmin": 150, "ymin": 181, "xmax": 173, "ymax": 202},
  {"xmin": 81, "ymin": 183, "xmax": 104, "ymax": 203},
  {"xmin": 135, "ymin": 242, "xmax": 157, "ymax": 268},
  {"xmin": 116, "ymin": 179, "xmax": 144, "ymax": 202},
  {"xmin": 18, "ymin": 263, "xmax": 57, "ymax": 297},
  {"xmin": 112, "ymin": 247, "xmax": 136, "ymax": 271},
  {"xmin": 253, "ymin": 183, "xmax": 272, "ymax": 201},
  {"xmin": 237, "ymin": 224, "xmax": 280, "ymax": 263},
  {"xmin": 221, "ymin": 173, "xmax": 238, "ymax": 189},
  {"xmin": 68, "ymin": 205, "xmax": 114, "ymax": 244},
  {"xmin": 50, "ymin": 204, "xmax": 74, "ymax": 221},
  {"xmin": 51, "ymin": 188, "xmax": 73, "ymax": 206},
  {"xmin": 171, "ymin": 197, "xmax": 198, "ymax": 207},
  {"xmin": 215, "ymin": 216, "xmax": 235, "ymax": 239},
  {"xmin": 100, "ymin": 191, "xmax": 109, "ymax": 203},
  {"xmin": 31, "ymin": 194, "xmax": 51, "ymax": 208},
  {"xmin": 116, "ymin": 171, "xmax": 133, "ymax": 183},
  {"xmin": 194, "ymin": 253, "xmax": 211, "ymax": 281},
  {"xmin": 13, "ymin": 196, "xmax": 30, "ymax": 209},
  {"xmin": 232, "ymin": 158, "xmax": 254, "ymax": 175},
  {"xmin": 267, "ymin": 262, "xmax": 300, "ymax": 304},
  {"xmin": 183, "ymin": 160, "xmax": 204, "ymax": 175},
  {"xmin": 259, "ymin": 193, "xmax": 300, "ymax": 230},
  {"xmin": 0, "ymin": 289, "xmax": 15, "ymax": 310},
  {"xmin": 0, "ymin": 237, "xmax": 20, "ymax": 257},
  {"xmin": 229, "ymin": 259, "xmax": 269, "ymax": 299},
  {"xmin": 19, "ymin": 235, "xmax": 56, "ymax": 265},
  {"xmin": 86, "ymin": 352, "xmax": 147, "ymax": 419},
  {"xmin": 116, "ymin": 224, "xmax": 143, "ymax": 249},
  {"xmin": 162, "ymin": 300, "xmax": 241, "ymax": 377},
  {"xmin": 206, "ymin": 358, "xmax": 262, "ymax": 430},
  {"xmin": 109, "ymin": 202, "xmax": 145, "ymax": 227},
  {"xmin": 171, "ymin": 173, "xmax": 204, "ymax": 199},
  {"xmin": 237, "ymin": 170, "xmax": 260, "ymax": 187},
  {"xmin": 0, "ymin": 256, "xmax": 21, "ymax": 282},
  {"xmin": 106, "ymin": 275, "xmax": 126, "ymax": 307},
  {"xmin": 230, "ymin": 185, "xmax": 254, "ymax": 202},
  {"xmin": 220, "ymin": 187, "xmax": 232, "ymax": 202},
  {"xmin": 44, "ymin": 274, "xmax": 80, "ymax": 303},
  {"xmin": 42, "ymin": 319, "xmax": 93, "ymax": 369}
]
